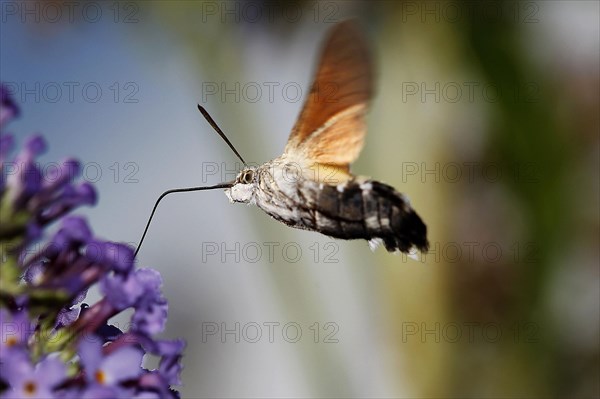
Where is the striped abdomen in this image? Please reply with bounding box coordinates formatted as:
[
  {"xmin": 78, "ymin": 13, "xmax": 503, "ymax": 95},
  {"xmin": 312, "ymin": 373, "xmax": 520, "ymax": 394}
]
[
  {"xmin": 311, "ymin": 180, "xmax": 428, "ymax": 253},
  {"xmin": 255, "ymin": 172, "xmax": 429, "ymax": 254}
]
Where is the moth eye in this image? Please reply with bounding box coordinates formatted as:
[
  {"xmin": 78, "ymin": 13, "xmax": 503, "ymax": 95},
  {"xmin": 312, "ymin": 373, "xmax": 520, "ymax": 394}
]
[{"xmin": 241, "ymin": 170, "xmax": 254, "ymax": 184}]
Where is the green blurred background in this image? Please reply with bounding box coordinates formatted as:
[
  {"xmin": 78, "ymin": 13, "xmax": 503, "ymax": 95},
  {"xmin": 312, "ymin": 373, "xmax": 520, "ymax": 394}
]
[{"xmin": 1, "ymin": 0, "xmax": 598, "ymax": 397}]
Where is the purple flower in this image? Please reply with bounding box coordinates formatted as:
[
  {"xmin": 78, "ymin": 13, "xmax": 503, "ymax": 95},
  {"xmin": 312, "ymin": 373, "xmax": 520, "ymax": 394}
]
[
  {"xmin": 0, "ymin": 84, "xmax": 19, "ymax": 128},
  {"xmin": 132, "ymin": 298, "xmax": 168, "ymax": 337},
  {"xmin": 101, "ymin": 268, "xmax": 167, "ymax": 335},
  {"xmin": 156, "ymin": 340, "xmax": 186, "ymax": 386},
  {"xmin": 0, "ymin": 84, "xmax": 184, "ymax": 398},
  {"xmin": 79, "ymin": 337, "xmax": 143, "ymax": 388},
  {"xmin": 0, "ymin": 134, "xmax": 14, "ymax": 156},
  {"xmin": 100, "ymin": 272, "xmax": 145, "ymax": 311},
  {"xmin": 0, "ymin": 354, "xmax": 66, "ymax": 399},
  {"xmin": 77, "ymin": 304, "xmax": 123, "ymax": 342},
  {"xmin": 80, "ymin": 385, "xmax": 122, "ymax": 399},
  {"xmin": 0, "ymin": 310, "xmax": 35, "ymax": 359},
  {"xmin": 86, "ymin": 241, "xmax": 134, "ymax": 273}
]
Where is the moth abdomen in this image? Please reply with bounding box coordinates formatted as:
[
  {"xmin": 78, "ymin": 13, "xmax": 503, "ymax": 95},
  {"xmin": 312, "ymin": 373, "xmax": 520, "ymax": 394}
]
[
  {"xmin": 312, "ymin": 179, "xmax": 429, "ymax": 254},
  {"xmin": 371, "ymin": 181, "xmax": 429, "ymax": 253}
]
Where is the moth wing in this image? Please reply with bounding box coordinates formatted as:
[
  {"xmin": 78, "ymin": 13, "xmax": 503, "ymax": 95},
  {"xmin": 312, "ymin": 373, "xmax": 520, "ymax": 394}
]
[{"xmin": 284, "ymin": 20, "xmax": 373, "ymax": 168}]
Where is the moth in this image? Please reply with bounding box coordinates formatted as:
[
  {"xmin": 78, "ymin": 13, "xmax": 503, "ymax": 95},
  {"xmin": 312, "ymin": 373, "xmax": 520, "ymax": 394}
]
[{"xmin": 135, "ymin": 21, "xmax": 428, "ymax": 257}]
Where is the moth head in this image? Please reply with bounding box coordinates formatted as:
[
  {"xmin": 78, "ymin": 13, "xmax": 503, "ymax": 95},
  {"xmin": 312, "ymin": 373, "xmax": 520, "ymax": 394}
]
[{"xmin": 225, "ymin": 167, "xmax": 258, "ymax": 204}]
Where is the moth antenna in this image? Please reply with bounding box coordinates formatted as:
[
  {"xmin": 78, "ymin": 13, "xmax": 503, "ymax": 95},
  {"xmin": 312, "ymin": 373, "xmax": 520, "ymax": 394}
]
[
  {"xmin": 197, "ymin": 104, "xmax": 247, "ymax": 165},
  {"xmin": 134, "ymin": 182, "xmax": 234, "ymax": 258}
]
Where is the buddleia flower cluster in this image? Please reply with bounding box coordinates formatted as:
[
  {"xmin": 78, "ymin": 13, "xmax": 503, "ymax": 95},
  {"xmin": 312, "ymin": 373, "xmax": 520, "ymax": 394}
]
[{"xmin": 0, "ymin": 85, "xmax": 184, "ymax": 398}]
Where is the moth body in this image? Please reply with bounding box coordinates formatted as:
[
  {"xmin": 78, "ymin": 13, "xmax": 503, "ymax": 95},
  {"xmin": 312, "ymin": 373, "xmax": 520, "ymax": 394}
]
[{"xmin": 226, "ymin": 157, "xmax": 429, "ymax": 253}]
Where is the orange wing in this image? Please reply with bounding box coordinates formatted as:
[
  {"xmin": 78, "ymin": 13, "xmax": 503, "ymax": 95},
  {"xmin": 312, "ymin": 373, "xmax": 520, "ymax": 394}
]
[{"xmin": 284, "ymin": 20, "xmax": 374, "ymax": 167}]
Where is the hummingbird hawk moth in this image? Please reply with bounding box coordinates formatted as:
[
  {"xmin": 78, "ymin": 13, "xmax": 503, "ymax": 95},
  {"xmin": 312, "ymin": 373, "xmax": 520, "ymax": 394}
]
[{"xmin": 135, "ymin": 21, "xmax": 429, "ymax": 258}]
